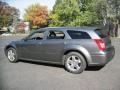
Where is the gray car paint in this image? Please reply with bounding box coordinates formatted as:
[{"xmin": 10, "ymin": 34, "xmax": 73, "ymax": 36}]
[{"xmin": 5, "ymin": 27, "xmax": 115, "ymax": 66}]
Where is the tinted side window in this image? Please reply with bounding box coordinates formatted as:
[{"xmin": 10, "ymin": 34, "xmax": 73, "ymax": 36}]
[
  {"xmin": 67, "ymin": 30, "xmax": 91, "ymax": 39},
  {"xmin": 47, "ymin": 30, "xmax": 65, "ymax": 39},
  {"xmin": 95, "ymin": 29, "xmax": 107, "ymax": 38},
  {"xmin": 29, "ymin": 31, "xmax": 44, "ymax": 40}
]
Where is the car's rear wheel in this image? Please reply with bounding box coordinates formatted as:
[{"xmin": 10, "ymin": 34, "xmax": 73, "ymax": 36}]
[
  {"xmin": 7, "ymin": 47, "xmax": 18, "ymax": 63},
  {"xmin": 64, "ymin": 52, "xmax": 86, "ymax": 74}
]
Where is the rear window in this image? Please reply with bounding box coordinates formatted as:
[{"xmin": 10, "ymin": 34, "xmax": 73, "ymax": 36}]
[
  {"xmin": 95, "ymin": 29, "xmax": 107, "ymax": 38},
  {"xmin": 67, "ymin": 30, "xmax": 91, "ymax": 39}
]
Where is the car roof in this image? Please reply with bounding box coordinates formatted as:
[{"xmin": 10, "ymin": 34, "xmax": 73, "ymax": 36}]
[{"xmin": 37, "ymin": 26, "xmax": 102, "ymax": 31}]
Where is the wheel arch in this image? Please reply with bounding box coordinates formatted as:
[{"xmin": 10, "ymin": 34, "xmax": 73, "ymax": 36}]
[
  {"xmin": 4, "ymin": 45, "xmax": 16, "ymax": 56},
  {"xmin": 63, "ymin": 48, "xmax": 92, "ymax": 66}
]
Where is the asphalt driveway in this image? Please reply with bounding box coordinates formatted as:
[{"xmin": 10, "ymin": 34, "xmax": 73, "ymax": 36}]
[{"xmin": 0, "ymin": 36, "xmax": 120, "ymax": 90}]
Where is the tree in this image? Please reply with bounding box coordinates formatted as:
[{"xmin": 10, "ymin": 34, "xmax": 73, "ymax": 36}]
[
  {"xmin": 107, "ymin": 0, "xmax": 120, "ymax": 22},
  {"xmin": 49, "ymin": 0, "xmax": 99, "ymax": 27},
  {"xmin": 49, "ymin": 0, "xmax": 120, "ymax": 27},
  {"xmin": 107, "ymin": 0, "xmax": 120, "ymax": 16},
  {"xmin": 88, "ymin": 0, "xmax": 108, "ymax": 24},
  {"xmin": 24, "ymin": 4, "xmax": 49, "ymax": 28},
  {"xmin": 0, "ymin": 1, "xmax": 19, "ymax": 29}
]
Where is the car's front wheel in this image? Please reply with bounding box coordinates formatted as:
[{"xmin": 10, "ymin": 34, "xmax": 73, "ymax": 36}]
[
  {"xmin": 7, "ymin": 47, "xmax": 18, "ymax": 63},
  {"xmin": 64, "ymin": 52, "xmax": 86, "ymax": 74}
]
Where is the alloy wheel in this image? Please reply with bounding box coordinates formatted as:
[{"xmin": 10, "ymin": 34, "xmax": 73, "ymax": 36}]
[
  {"xmin": 66, "ymin": 55, "xmax": 82, "ymax": 72},
  {"xmin": 7, "ymin": 49, "xmax": 15, "ymax": 62}
]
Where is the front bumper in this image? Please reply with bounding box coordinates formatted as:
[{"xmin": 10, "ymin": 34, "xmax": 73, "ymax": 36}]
[{"xmin": 88, "ymin": 46, "xmax": 115, "ymax": 66}]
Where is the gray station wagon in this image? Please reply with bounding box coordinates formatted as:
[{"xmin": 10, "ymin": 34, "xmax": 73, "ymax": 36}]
[{"xmin": 5, "ymin": 27, "xmax": 115, "ymax": 74}]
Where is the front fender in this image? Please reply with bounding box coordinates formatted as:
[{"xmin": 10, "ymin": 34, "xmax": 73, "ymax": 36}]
[{"xmin": 4, "ymin": 42, "xmax": 17, "ymax": 56}]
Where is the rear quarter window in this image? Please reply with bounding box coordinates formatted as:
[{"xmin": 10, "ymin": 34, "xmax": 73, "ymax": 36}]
[
  {"xmin": 67, "ymin": 30, "xmax": 91, "ymax": 39},
  {"xmin": 95, "ymin": 29, "xmax": 108, "ymax": 38}
]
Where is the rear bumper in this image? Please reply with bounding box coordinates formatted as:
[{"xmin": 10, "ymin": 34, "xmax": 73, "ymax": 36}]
[{"xmin": 88, "ymin": 46, "xmax": 115, "ymax": 66}]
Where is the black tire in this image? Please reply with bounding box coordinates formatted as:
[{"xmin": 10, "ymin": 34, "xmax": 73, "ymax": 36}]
[
  {"xmin": 6, "ymin": 47, "xmax": 18, "ymax": 63},
  {"xmin": 64, "ymin": 52, "xmax": 86, "ymax": 74}
]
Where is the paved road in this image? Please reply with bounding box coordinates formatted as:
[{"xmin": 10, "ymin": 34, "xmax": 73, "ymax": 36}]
[{"xmin": 0, "ymin": 36, "xmax": 120, "ymax": 90}]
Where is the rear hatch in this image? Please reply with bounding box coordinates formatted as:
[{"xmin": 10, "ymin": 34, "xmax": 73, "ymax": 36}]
[{"xmin": 95, "ymin": 29, "xmax": 113, "ymax": 50}]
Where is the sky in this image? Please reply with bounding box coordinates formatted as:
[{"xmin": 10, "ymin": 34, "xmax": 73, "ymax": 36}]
[{"xmin": 5, "ymin": 0, "xmax": 56, "ymax": 19}]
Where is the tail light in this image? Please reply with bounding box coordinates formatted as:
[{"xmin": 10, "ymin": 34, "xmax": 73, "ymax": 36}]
[{"xmin": 94, "ymin": 39, "xmax": 106, "ymax": 51}]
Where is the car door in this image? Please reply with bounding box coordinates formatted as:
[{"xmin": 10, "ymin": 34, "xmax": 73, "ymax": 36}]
[
  {"xmin": 42, "ymin": 30, "xmax": 65, "ymax": 63},
  {"xmin": 18, "ymin": 30, "xmax": 46, "ymax": 60}
]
